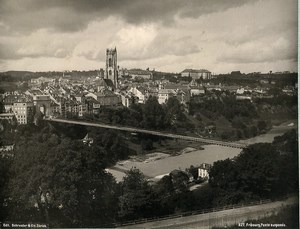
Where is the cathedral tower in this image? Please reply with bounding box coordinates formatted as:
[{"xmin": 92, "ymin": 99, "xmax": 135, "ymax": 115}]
[{"xmin": 105, "ymin": 47, "xmax": 118, "ymax": 88}]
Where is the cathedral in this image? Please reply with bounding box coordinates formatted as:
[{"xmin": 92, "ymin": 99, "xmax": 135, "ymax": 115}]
[{"xmin": 105, "ymin": 47, "xmax": 118, "ymax": 88}]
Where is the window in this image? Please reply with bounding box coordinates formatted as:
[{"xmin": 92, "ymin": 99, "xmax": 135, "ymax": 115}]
[
  {"xmin": 109, "ymin": 70, "xmax": 112, "ymax": 75},
  {"xmin": 109, "ymin": 58, "xmax": 112, "ymax": 67}
]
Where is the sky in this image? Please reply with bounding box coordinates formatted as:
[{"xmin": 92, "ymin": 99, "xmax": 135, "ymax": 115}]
[{"xmin": 0, "ymin": 0, "xmax": 297, "ymax": 74}]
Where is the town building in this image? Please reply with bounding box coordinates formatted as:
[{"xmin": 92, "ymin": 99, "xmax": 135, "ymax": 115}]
[
  {"xmin": 204, "ymin": 84, "xmax": 222, "ymax": 92},
  {"xmin": 198, "ymin": 163, "xmax": 212, "ymax": 179},
  {"xmin": 0, "ymin": 113, "xmax": 16, "ymax": 123},
  {"xmin": 78, "ymin": 103, "xmax": 87, "ymax": 117},
  {"xmin": 147, "ymin": 87, "xmax": 158, "ymax": 98},
  {"xmin": 158, "ymin": 89, "xmax": 176, "ymax": 104},
  {"xmin": 164, "ymin": 84, "xmax": 190, "ymax": 91},
  {"xmin": 50, "ymin": 102, "xmax": 60, "ymax": 117},
  {"xmin": 120, "ymin": 93, "xmax": 133, "ymax": 107},
  {"xmin": 85, "ymin": 92, "xmax": 97, "ymax": 101},
  {"xmin": 158, "ymin": 84, "xmax": 191, "ymax": 104},
  {"xmin": 223, "ymin": 85, "xmax": 240, "ymax": 93},
  {"xmin": 126, "ymin": 69, "xmax": 153, "ymax": 80},
  {"xmin": 181, "ymin": 69, "xmax": 212, "ymax": 79},
  {"xmin": 2, "ymin": 95, "xmax": 28, "ymax": 113},
  {"xmin": 30, "ymin": 77, "xmax": 53, "ymax": 86},
  {"xmin": 85, "ymin": 97, "xmax": 101, "ymax": 115},
  {"xmin": 74, "ymin": 93, "xmax": 85, "ymax": 103},
  {"xmin": 25, "ymin": 88, "xmax": 44, "ymax": 96},
  {"xmin": 95, "ymin": 90, "xmax": 120, "ymax": 107},
  {"xmin": 176, "ymin": 89, "xmax": 191, "ymax": 104},
  {"xmin": 190, "ymin": 86, "xmax": 205, "ymax": 96},
  {"xmin": 130, "ymin": 86, "xmax": 148, "ymax": 104},
  {"xmin": 2, "ymin": 95, "xmax": 15, "ymax": 113},
  {"xmin": 95, "ymin": 78, "xmax": 115, "ymax": 92},
  {"xmin": 12, "ymin": 101, "xmax": 34, "ymax": 124}
]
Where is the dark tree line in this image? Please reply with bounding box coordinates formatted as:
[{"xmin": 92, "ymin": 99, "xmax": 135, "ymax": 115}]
[
  {"xmin": 254, "ymin": 94, "xmax": 297, "ymax": 107},
  {"xmin": 189, "ymin": 95, "xmax": 263, "ymax": 139},
  {"xmin": 0, "ymin": 122, "xmax": 129, "ymax": 227},
  {"xmin": 189, "ymin": 95, "xmax": 257, "ymax": 121},
  {"xmin": 209, "ymin": 129, "xmax": 298, "ymax": 205}
]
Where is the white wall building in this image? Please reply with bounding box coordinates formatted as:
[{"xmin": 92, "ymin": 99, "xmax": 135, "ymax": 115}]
[
  {"xmin": 198, "ymin": 163, "xmax": 212, "ymax": 179},
  {"xmin": 12, "ymin": 102, "xmax": 34, "ymax": 124},
  {"xmin": 130, "ymin": 86, "xmax": 147, "ymax": 104},
  {"xmin": 181, "ymin": 69, "xmax": 212, "ymax": 79},
  {"xmin": 158, "ymin": 89, "xmax": 176, "ymax": 104}
]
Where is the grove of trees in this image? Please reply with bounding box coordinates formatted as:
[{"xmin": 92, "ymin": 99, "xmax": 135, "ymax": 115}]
[{"xmin": 82, "ymin": 96, "xmax": 189, "ymax": 132}]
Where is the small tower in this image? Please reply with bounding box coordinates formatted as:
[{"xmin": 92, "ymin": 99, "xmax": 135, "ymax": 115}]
[{"xmin": 105, "ymin": 47, "xmax": 118, "ymax": 88}]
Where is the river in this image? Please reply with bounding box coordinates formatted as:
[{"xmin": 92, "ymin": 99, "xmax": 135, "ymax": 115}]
[
  {"xmin": 107, "ymin": 120, "xmax": 297, "ymax": 182},
  {"xmin": 238, "ymin": 120, "xmax": 297, "ymax": 144}
]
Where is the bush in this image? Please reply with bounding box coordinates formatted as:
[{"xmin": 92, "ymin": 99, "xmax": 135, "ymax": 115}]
[{"xmin": 141, "ymin": 139, "xmax": 153, "ymax": 150}]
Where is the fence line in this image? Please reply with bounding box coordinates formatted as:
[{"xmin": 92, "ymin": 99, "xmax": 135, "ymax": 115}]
[{"xmin": 104, "ymin": 195, "xmax": 294, "ymax": 228}]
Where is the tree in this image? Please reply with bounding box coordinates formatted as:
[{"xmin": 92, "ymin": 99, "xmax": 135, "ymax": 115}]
[
  {"xmin": 142, "ymin": 96, "xmax": 165, "ymax": 129},
  {"xmin": 257, "ymin": 120, "xmax": 267, "ymax": 132},
  {"xmin": 118, "ymin": 168, "xmax": 152, "ymax": 220},
  {"xmin": 209, "ymin": 159, "xmax": 239, "ymax": 192},
  {"xmin": 272, "ymin": 130, "xmax": 298, "ymax": 194},
  {"xmin": 8, "ymin": 134, "xmax": 118, "ymax": 227},
  {"xmin": 236, "ymin": 129, "xmax": 242, "ymax": 139},
  {"xmin": 151, "ymin": 175, "xmax": 175, "ymax": 215},
  {"xmin": 268, "ymin": 87, "xmax": 282, "ymax": 97},
  {"xmin": 186, "ymin": 165, "xmax": 198, "ymax": 180},
  {"xmin": 141, "ymin": 139, "xmax": 153, "ymax": 151},
  {"xmin": 0, "ymin": 156, "xmax": 11, "ymax": 221},
  {"xmin": 273, "ymin": 129, "xmax": 298, "ymax": 155},
  {"xmin": 169, "ymin": 170, "xmax": 190, "ymax": 193},
  {"xmin": 0, "ymin": 101, "xmax": 4, "ymax": 113},
  {"xmin": 250, "ymin": 125, "xmax": 258, "ymax": 137},
  {"xmin": 91, "ymin": 129, "xmax": 130, "ymax": 163},
  {"xmin": 164, "ymin": 97, "xmax": 185, "ymax": 129},
  {"xmin": 235, "ymin": 143, "xmax": 280, "ymax": 198}
]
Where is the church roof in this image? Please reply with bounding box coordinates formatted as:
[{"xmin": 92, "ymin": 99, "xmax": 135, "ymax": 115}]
[
  {"xmin": 96, "ymin": 89, "xmax": 117, "ymax": 97},
  {"xmin": 95, "ymin": 79, "xmax": 115, "ymax": 88},
  {"xmin": 103, "ymin": 79, "xmax": 115, "ymax": 87}
]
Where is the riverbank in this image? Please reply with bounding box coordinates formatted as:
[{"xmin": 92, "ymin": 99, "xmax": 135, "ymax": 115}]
[
  {"xmin": 108, "ymin": 120, "xmax": 297, "ymax": 182},
  {"xmin": 112, "ymin": 145, "xmax": 241, "ymax": 180}
]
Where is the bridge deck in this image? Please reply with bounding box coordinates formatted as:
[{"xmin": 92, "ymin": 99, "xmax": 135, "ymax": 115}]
[{"xmin": 45, "ymin": 118, "xmax": 248, "ymax": 149}]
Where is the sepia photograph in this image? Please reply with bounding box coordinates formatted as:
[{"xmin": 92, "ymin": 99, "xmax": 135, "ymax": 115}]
[{"xmin": 0, "ymin": 0, "xmax": 298, "ymax": 228}]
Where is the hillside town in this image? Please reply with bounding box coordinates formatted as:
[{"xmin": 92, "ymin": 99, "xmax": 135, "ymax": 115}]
[{"xmin": 0, "ymin": 48, "xmax": 297, "ymax": 126}]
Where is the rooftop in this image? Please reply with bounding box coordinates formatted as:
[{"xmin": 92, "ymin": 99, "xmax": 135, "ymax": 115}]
[{"xmin": 181, "ymin": 69, "xmax": 211, "ymax": 74}]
